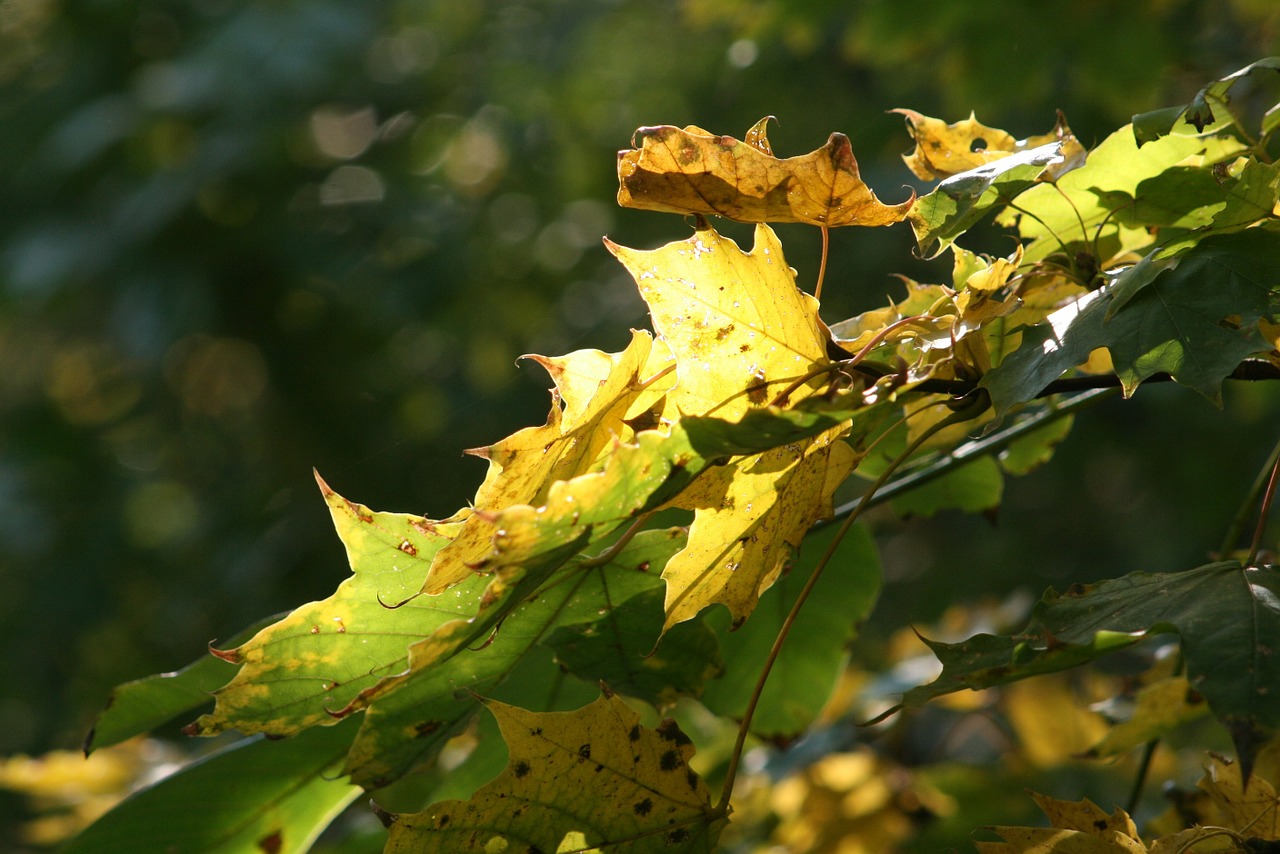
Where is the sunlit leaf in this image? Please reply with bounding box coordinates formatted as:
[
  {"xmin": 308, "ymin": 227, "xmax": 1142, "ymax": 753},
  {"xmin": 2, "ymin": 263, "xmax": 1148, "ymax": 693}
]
[
  {"xmin": 617, "ymin": 121, "xmax": 913, "ymax": 227},
  {"xmin": 422, "ymin": 330, "xmax": 660, "ymax": 594},
  {"xmin": 384, "ymin": 690, "xmax": 726, "ymax": 852},
  {"xmin": 894, "ymin": 109, "xmax": 1084, "ymax": 181}
]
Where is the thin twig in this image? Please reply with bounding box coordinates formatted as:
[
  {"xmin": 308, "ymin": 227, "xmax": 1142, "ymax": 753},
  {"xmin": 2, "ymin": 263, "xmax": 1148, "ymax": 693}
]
[{"xmin": 1125, "ymin": 739, "xmax": 1159, "ymax": 815}]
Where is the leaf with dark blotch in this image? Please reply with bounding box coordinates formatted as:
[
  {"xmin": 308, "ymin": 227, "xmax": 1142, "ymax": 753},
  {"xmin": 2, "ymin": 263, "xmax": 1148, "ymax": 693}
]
[
  {"xmin": 617, "ymin": 120, "xmax": 912, "ymax": 227},
  {"xmin": 883, "ymin": 561, "xmax": 1280, "ymax": 777},
  {"xmin": 385, "ymin": 691, "xmax": 726, "ymax": 853}
]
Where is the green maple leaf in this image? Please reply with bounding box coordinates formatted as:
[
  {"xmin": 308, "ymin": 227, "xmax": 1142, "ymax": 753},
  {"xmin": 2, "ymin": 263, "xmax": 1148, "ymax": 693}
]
[
  {"xmin": 883, "ymin": 561, "xmax": 1280, "ymax": 776},
  {"xmin": 385, "ymin": 690, "xmax": 727, "ymax": 853},
  {"xmin": 982, "ymin": 227, "xmax": 1280, "ymax": 415}
]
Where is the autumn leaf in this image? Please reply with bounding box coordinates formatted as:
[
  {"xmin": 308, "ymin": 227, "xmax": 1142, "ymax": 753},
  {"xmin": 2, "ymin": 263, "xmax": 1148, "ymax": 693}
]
[
  {"xmin": 608, "ymin": 222, "xmax": 863, "ymax": 628},
  {"xmin": 894, "ymin": 109, "xmax": 1085, "ymax": 182},
  {"xmin": 976, "ymin": 793, "xmax": 1147, "ymax": 854},
  {"xmin": 1085, "ymin": 676, "xmax": 1209, "ymax": 758},
  {"xmin": 189, "ymin": 476, "xmax": 472, "ymax": 738},
  {"xmin": 421, "ymin": 330, "xmax": 664, "ymax": 594},
  {"xmin": 617, "ymin": 119, "xmax": 913, "ymax": 227},
  {"xmin": 384, "ymin": 689, "xmax": 727, "ymax": 853}
]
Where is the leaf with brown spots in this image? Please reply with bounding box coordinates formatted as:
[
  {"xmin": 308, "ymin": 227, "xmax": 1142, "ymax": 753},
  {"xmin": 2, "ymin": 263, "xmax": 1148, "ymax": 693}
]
[
  {"xmin": 617, "ymin": 118, "xmax": 912, "ymax": 227},
  {"xmin": 608, "ymin": 223, "xmax": 861, "ymax": 629},
  {"xmin": 385, "ymin": 689, "xmax": 726, "ymax": 853}
]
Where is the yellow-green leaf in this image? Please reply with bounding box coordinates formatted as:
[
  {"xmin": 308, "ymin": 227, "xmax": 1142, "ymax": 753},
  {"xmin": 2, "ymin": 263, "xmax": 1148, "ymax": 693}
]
[
  {"xmin": 422, "ymin": 330, "xmax": 659, "ymax": 594},
  {"xmin": 385, "ymin": 690, "xmax": 726, "ymax": 852}
]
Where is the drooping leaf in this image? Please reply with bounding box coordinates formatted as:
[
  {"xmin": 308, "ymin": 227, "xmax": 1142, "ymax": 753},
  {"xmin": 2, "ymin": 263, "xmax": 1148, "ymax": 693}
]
[
  {"xmin": 700, "ymin": 519, "xmax": 881, "ymax": 738},
  {"xmin": 384, "ymin": 690, "xmax": 727, "ymax": 853},
  {"xmin": 982, "ymin": 228, "xmax": 1280, "ymax": 416},
  {"xmin": 607, "ymin": 223, "xmax": 867, "ymax": 629},
  {"xmin": 1133, "ymin": 56, "xmax": 1280, "ymax": 143},
  {"xmin": 661, "ymin": 430, "xmax": 857, "ymax": 630},
  {"xmin": 190, "ymin": 477, "xmax": 471, "ymax": 738},
  {"xmin": 86, "ymin": 612, "xmax": 282, "ymax": 752},
  {"xmin": 67, "ymin": 721, "xmax": 361, "ymax": 854},
  {"xmin": 893, "ymin": 109, "xmax": 1084, "ymax": 181},
  {"xmin": 617, "ymin": 121, "xmax": 913, "ymax": 227},
  {"xmin": 884, "ymin": 561, "xmax": 1280, "ymax": 776}
]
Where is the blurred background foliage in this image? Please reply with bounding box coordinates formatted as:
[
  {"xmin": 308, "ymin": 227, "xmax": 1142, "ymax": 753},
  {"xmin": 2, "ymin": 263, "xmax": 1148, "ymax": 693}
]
[{"xmin": 4, "ymin": 0, "xmax": 1280, "ymax": 848}]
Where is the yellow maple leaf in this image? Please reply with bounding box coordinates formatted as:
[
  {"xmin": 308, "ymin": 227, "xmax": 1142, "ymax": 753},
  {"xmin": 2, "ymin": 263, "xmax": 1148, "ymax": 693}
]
[
  {"xmin": 894, "ymin": 109, "xmax": 1086, "ymax": 181},
  {"xmin": 617, "ymin": 119, "xmax": 913, "ymax": 227},
  {"xmin": 979, "ymin": 793, "xmax": 1148, "ymax": 853},
  {"xmin": 606, "ymin": 222, "xmax": 830, "ymax": 419},
  {"xmin": 609, "ymin": 223, "xmax": 860, "ymax": 629},
  {"xmin": 662, "ymin": 427, "xmax": 856, "ymax": 629}
]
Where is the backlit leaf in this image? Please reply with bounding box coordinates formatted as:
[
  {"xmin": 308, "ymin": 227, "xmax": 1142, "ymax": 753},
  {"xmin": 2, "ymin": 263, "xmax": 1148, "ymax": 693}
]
[
  {"xmin": 384, "ymin": 690, "xmax": 726, "ymax": 853},
  {"xmin": 617, "ymin": 121, "xmax": 913, "ymax": 227}
]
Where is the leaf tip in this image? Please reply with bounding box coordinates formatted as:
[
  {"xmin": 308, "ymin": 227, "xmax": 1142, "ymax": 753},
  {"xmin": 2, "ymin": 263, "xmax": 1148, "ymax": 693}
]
[{"xmin": 313, "ymin": 468, "xmax": 334, "ymax": 497}]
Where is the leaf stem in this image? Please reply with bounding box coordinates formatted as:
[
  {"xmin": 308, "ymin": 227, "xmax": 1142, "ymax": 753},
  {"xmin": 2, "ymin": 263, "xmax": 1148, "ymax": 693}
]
[
  {"xmin": 1246, "ymin": 440, "xmax": 1280, "ymax": 567},
  {"xmin": 1125, "ymin": 738, "xmax": 1159, "ymax": 815},
  {"xmin": 814, "ymin": 226, "xmax": 829, "ymax": 301},
  {"xmin": 713, "ymin": 393, "xmax": 989, "ymax": 815},
  {"xmin": 1220, "ymin": 434, "xmax": 1280, "ymax": 558}
]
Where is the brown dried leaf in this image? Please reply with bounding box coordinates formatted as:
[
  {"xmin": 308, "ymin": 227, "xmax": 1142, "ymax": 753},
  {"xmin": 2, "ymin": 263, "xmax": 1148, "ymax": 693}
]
[{"xmin": 617, "ymin": 119, "xmax": 913, "ymax": 227}]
